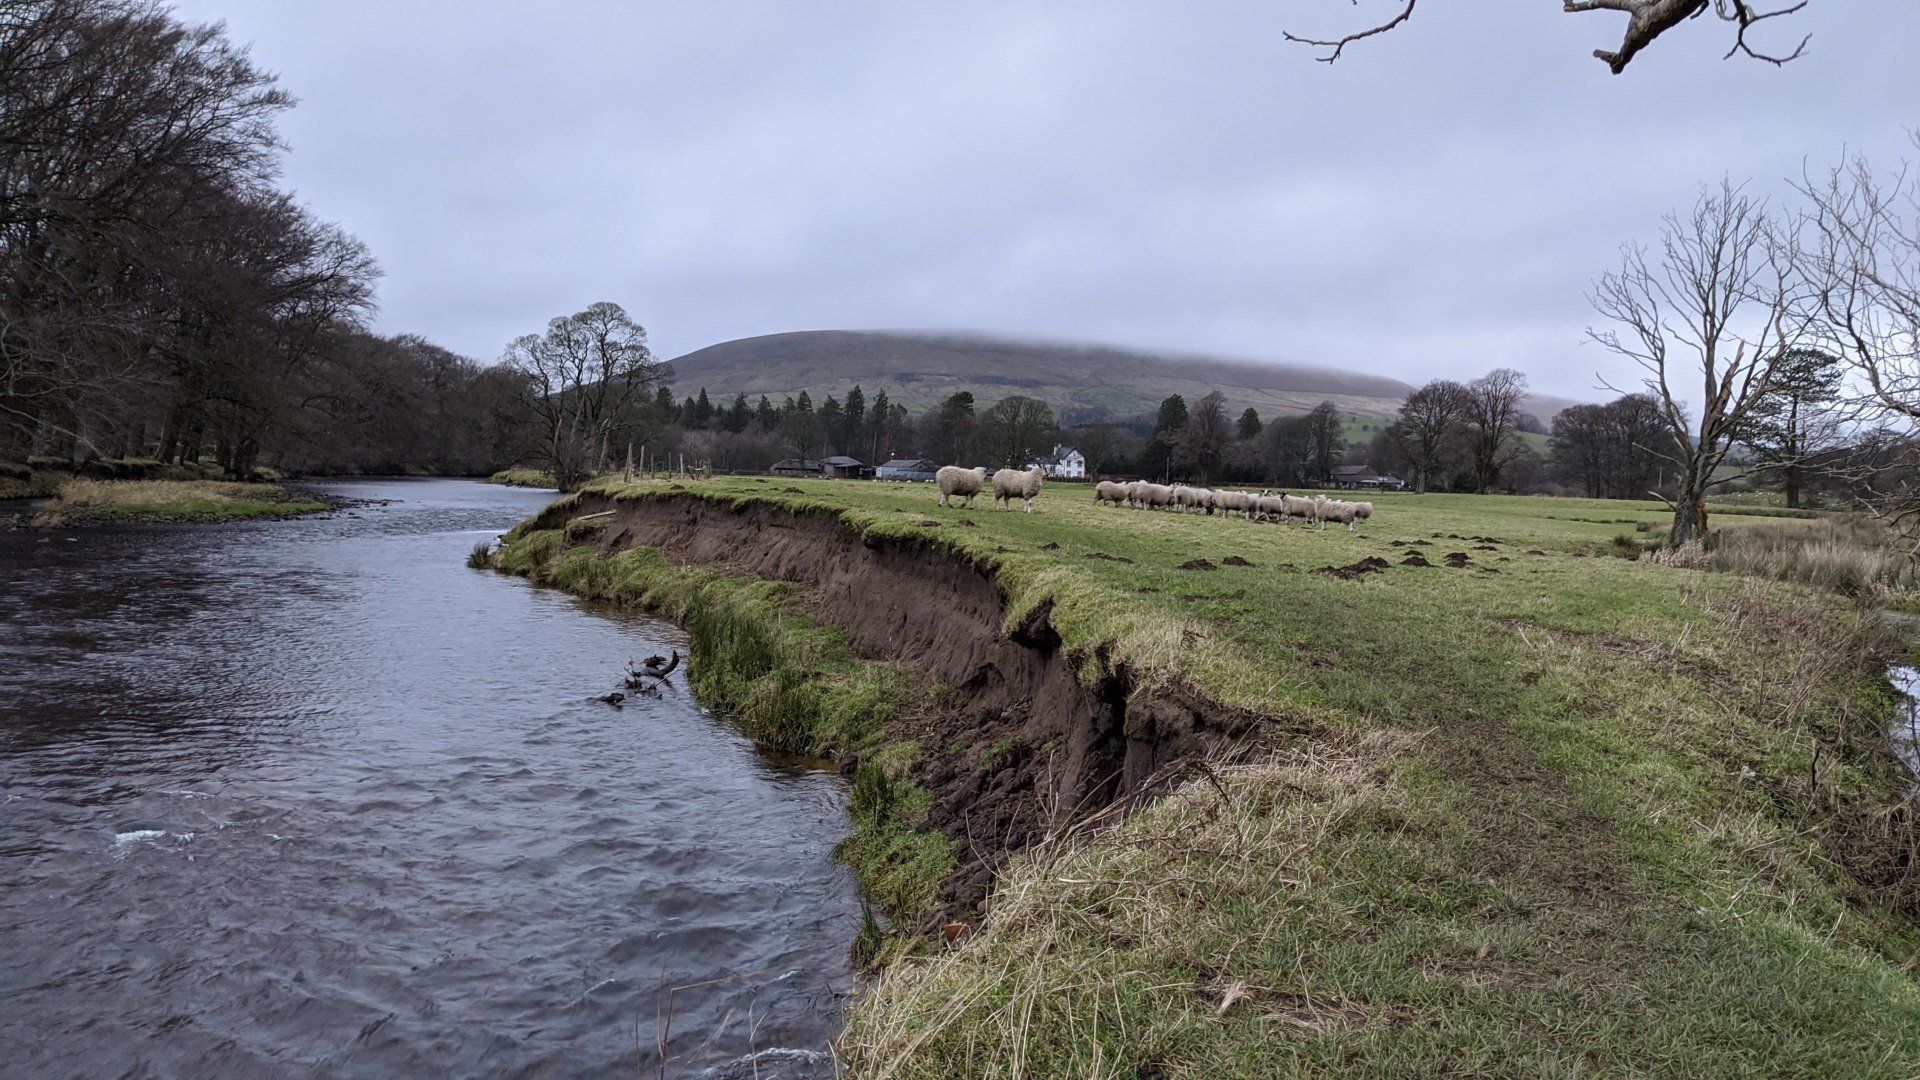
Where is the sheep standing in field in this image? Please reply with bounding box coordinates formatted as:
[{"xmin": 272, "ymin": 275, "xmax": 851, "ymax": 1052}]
[
  {"xmin": 936, "ymin": 465, "xmax": 988, "ymax": 507},
  {"xmin": 992, "ymin": 464, "xmax": 1046, "ymax": 512},
  {"xmin": 1173, "ymin": 485, "xmax": 1213, "ymax": 514},
  {"xmin": 1094, "ymin": 480, "xmax": 1129, "ymax": 506},
  {"xmin": 1321, "ymin": 499, "xmax": 1362, "ymax": 531},
  {"xmin": 1254, "ymin": 492, "xmax": 1289, "ymax": 523},
  {"xmin": 1350, "ymin": 501, "xmax": 1374, "ymax": 528},
  {"xmin": 1133, "ymin": 482, "xmax": 1175, "ymax": 511},
  {"xmin": 1312, "ymin": 494, "xmax": 1332, "ymax": 528},
  {"xmin": 1282, "ymin": 494, "xmax": 1316, "ymax": 527}
]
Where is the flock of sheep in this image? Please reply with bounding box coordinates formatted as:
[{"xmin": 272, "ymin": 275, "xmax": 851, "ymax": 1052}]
[{"xmin": 932, "ymin": 464, "xmax": 1375, "ymax": 531}]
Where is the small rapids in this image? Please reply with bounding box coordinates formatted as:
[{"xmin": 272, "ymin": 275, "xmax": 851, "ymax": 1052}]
[{"xmin": 0, "ymin": 478, "xmax": 858, "ymax": 1078}]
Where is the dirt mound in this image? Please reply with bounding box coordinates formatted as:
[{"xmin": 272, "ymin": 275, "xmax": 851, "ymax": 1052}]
[
  {"xmin": 1177, "ymin": 558, "xmax": 1217, "ymax": 571},
  {"xmin": 1040, "ymin": 541, "xmax": 1061, "ymax": 551},
  {"xmin": 1444, "ymin": 552, "xmax": 1472, "ymax": 568},
  {"xmin": 1526, "ymin": 548, "xmax": 1547, "ymax": 556},
  {"xmin": 1085, "ymin": 551, "xmax": 1134, "ymax": 563},
  {"xmin": 917, "ymin": 519, "xmax": 941, "ymax": 527},
  {"xmin": 1221, "ymin": 555, "xmax": 1256, "ymax": 567},
  {"xmin": 782, "ymin": 486, "xmax": 805, "ymax": 493},
  {"xmin": 958, "ymin": 518, "xmax": 977, "ymax": 527},
  {"xmin": 1401, "ymin": 552, "xmax": 1433, "ymax": 567},
  {"xmin": 1473, "ymin": 544, "xmax": 1499, "ymax": 552},
  {"xmin": 1314, "ymin": 556, "xmax": 1391, "ymax": 580}
]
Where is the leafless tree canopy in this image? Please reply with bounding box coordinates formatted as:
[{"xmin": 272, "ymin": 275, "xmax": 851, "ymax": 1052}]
[
  {"xmin": 500, "ymin": 302, "xmax": 664, "ymax": 491},
  {"xmin": 1286, "ymin": 0, "xmax": 1811, "ymax": 74},
  {"xmin": 1589, "ymin": 180, "xmax": 1805, "ymax": 545}
]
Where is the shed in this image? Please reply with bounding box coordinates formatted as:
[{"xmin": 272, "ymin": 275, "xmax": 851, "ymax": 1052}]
[
  {"xmin": 821, "ymin": 455, "xmax": 868, "ymax": 479},
  {"xmin": 769, "ymin": 458, "xmax": 822, "ymax": 478},
  {"xmin": 875, "ymin": 458, "xmax": 938, "ymax": 482}
]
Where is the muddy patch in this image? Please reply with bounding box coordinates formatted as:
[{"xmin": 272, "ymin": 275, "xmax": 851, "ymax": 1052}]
[
  {"xmin": 1221, "ymin": 555, "xmax": 1256, "ymax": 567},
  {"xmin": 1085, "ymin": 551, "xmax": 1135, "ymax": 564},
  {"xmin": 1444, "ymin": 552, "xmax": 1473, "ymax": 568},
  {"xmin": 1177, "ymin": 558, "xmax": 1218, "ymax": 571},
  {"xmin": 1401, "ymin": 552, "xmax": 1434, "ymax": 568},
  {"xmin": 1314, "ymin": 556, "xmax": 1391, "ymax": 580}
]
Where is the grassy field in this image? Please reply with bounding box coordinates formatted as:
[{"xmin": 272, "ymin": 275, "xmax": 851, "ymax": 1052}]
[
  {"xmin": 510, "ymin": 476, "xmax": 1920, "ymax": 1075},
  {"xmin": 31, "ymin": 478, "xmax": 331, "ymax": 523}
]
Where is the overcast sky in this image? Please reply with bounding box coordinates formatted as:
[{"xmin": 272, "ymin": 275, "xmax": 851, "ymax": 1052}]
[{"xmin": 166, "ymin": 0, "xmax": 1920, "ymax": 401}]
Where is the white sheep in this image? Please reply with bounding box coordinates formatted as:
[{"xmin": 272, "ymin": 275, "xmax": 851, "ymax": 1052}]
[
  {"xmin": 1133, "ymin": 482, "xmax": 1175, "ymax": 511},
  {"xmin": 1282, "ymin": 493, "xmax": 1316, "ymax": 527},
  {"xmin": 1350, "ymin": 501, "xmax": 1374, "ymax": 526},
  {"xmin": 1312, "ymin": 494, "xmax": 1332, "ymax": 529},
  {"xmin": 1321, "ymin": 499, "xmax": 1362, "ymax": 531},
  {"xmin": 936, "ymin": 465, "xmax": 988, "ymax": 507},
  {"xmin": 1093, "ymin": 480, "xmax": 1129, "ymax": 506},
  {"xmin": 992, "ymin": 464, "xmax": 1046, "ymax": 512},
  {"xmin": 1173, "ymin": 485, "xmax": 1213, "ymax": 514},
  {"xmin": 1253, "ymin": 492, "xmax": 1289, "ymax": 522}
]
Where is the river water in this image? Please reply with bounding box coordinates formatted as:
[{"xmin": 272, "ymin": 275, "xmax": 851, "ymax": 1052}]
[{"xmin": 0, "ymin": 478, "xmax": 858, "ymax": 1078}]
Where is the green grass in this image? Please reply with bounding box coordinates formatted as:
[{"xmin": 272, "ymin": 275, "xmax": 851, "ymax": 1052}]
[
  {"xmin": 506, "ymin": 476, "xmax": 1920, "ymax": 1075},
  {"xmin": 31, "ymin": 478, "xmax": 330, "ymax": 523},
  {"xmin": 486, "ymin": 468, "xmax": 558, "ymax": 488}
]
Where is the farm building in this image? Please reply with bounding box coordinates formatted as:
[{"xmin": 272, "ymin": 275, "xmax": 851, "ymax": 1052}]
[
  {"xmin": 1030, "ymin": 444, "xmax": 1086, "ymax": 479},
  {"xmin": 769, "ymin": 458, "xmax": 823, "ymax": 478},
  {"xmin": 821, "ymin": 456, "xmax": 869, "ymax": 479},
  {"xmin": 875, "ymin": 458, "xmax": 938, "ymax": 481}
]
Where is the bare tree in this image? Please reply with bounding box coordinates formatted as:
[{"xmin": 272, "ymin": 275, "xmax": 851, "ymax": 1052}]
[
  {"xmin": 501, "ymin": 302, "xmax": 663, "ymax": 490},
  {"xmin": 1589, "ymin": 181, "xmax": 1802, "ymax": 546},
  {"xmin": 1464, "ymin": 369, "xmax": 1531, "ymax": 493},
  {"xmin": 1285, "ymin": 0, "xmax": 1810, "ymax": 74},
  {"xmin": 1796, "ymin": 141, "xmax": 1920, "ymax": 542},
  {"xmin": 1394, "ymin": 378, "xmax": 1471, "ymax": 493}
]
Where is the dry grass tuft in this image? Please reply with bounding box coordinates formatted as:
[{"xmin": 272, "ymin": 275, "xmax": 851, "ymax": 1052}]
[{"xmin": 1646, "ymin": 517, "xmax": 1920, "ymax": 600}]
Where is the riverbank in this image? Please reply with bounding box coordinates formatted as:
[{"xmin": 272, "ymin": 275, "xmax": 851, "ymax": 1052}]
[
  {"xmin": 26, "ymin": 478, "xmax": 334, "ymax": 525},
  {"xmin": 489, "ymin": 477, "xmax": 1920, "ymax": 1074},
  {"xmin": 486, "ymin": 468, "xmax": 558, "ymax": 488}
]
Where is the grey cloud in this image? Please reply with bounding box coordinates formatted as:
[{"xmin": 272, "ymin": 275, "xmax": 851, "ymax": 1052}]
[{"xmin": 167, "ymin": 0, "xmax": 1920, "ymax": 401}]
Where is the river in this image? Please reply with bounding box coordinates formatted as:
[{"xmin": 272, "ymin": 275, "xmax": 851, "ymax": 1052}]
[{"xmin": 0, "ymin": 478, "xmax": 858, "ymax": 1078}]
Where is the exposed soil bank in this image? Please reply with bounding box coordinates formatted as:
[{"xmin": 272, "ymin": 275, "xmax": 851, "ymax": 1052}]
[{"xmin": 532, "ymin": 491, "xmax": 1261, "ymax": 920}]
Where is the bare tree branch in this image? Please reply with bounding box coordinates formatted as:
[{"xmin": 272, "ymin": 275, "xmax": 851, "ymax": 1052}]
[{"xmin": 1285, "ymin": 0, "xmax": 1813, "ymax": 74}]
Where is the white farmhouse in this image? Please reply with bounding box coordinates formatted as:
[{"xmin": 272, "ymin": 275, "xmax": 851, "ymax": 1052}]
[{"xmin": 1031, "ymin": 444, "xmax": 1086, "ymax": 480}]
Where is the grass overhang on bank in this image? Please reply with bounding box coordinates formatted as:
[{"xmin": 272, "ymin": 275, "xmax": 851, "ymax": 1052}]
[{"xmin": 490, "ymin": 475, "xmax": 1920, "ymax": 1075}]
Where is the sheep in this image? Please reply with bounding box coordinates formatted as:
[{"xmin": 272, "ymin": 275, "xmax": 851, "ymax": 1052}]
[
  {"xmin": 936, "ymin": 465, "xmax": 988, "ymax": 507},
  {"xmin": 1282, "ymin": 493, "xmax": 1316, "ymax": 527},
  {"xmin": 1312, "ymin": 494, "xmax": 1332, "ymax": 529},
  {"xmin": 992, "ymin": 464, "xmax": 1046, "ymax": 512},
  {"xmin": 1253, "ymin": 492, "xmax": 1289, "ymax": 522},
  {"xmin": 1321, "ymin": 499, "xmax": 1362, "ymax": 531},
  {"xmin": 1173, "ymin": 484, "xmax": 1213, "ymax": 514},
  {"xmin": 1350, "ymin": 501, "xmax": 1374, "ymax": 526},
  {"xmin": 1133, "ymin": 482, "xmax": 1176, "ymax": 511},
  {"xmin": 1093, "ymin": 480, "xmax": 1129, "ymax": 506}
]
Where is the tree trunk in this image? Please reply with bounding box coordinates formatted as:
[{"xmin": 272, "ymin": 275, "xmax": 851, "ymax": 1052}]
[
  {"xmin": 1669, "ymin": 468, "xmax": 1710, "ymax": 548},
  {"xmin": 1784, "ymin": 463, "xmax": 1801, "ymax": 510}
]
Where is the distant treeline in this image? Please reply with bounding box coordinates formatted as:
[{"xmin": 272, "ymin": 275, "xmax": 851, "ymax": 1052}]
[{"xmin": 0, "ymin": 0, "xmax": 525, "ymax": 477}]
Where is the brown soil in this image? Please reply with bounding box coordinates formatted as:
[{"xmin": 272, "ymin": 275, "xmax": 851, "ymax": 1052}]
[
  {"xmin": 565, "ymin": 492, "xmax": 1261, "ymax": 921},
  {"xmin": 1177, "ymin": 558, "xmax": 1217, "ymax": 571},
  {"xmin": 1401, "ymin": 552, "xmax": 1433, "ymax": 568},
  {"xmin": 1221, "ymin": 555, "xmax": 1255, "ymax": 567},
  {"xmin": 1313, "ymin": 556, "xmax": 1391, "ymax": 580},
  {"xmin": 1085, "ymin": 551, "xmax": 1134, "ymax": 563},
  {"xmin": 1444, "ymin": 552, "xmax": 1473, "ymax": 568}
]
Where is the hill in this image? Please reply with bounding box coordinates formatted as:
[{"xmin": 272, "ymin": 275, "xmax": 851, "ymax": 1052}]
[{"xmin": 666, "ymin": 330, "xmax": 1577, "ymax": 424}]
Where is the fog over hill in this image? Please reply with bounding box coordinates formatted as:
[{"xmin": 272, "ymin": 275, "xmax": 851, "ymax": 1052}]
[{"xmin": 667, "ymin": 330, "xmax": 1579, "ymax": 424}]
